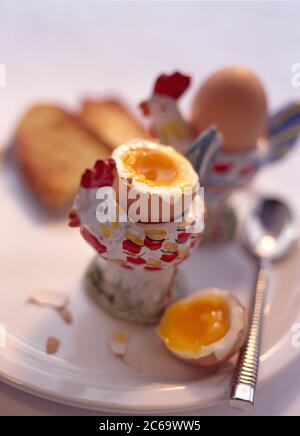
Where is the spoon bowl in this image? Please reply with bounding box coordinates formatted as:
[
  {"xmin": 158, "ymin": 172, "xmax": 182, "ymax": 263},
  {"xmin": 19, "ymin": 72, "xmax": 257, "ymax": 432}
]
[{"xmin": 244, "ymin": 198, "xmax": 298, "ymax": 260}]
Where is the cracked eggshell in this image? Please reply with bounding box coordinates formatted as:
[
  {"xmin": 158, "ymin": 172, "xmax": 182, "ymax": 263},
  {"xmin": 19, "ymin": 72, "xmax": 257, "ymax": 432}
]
[{"xmin": 157, "ymin": 288, "xmax": 247, "ymax": 367}]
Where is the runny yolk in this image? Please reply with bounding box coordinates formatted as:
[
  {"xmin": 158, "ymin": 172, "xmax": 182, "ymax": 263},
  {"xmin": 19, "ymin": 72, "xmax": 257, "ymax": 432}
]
[
  {"xmin": 122, "ymin": 148, "xmax": 179, "ymax": 186},
  {"xmin": 158, "ymin": 297, "xmax": 230, "ymax": 353}
]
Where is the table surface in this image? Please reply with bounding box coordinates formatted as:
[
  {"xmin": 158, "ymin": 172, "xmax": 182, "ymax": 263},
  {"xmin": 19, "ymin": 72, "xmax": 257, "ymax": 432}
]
[{"xmin": 0, "ymin": 0, "xmax": 299, "ymax": 416}]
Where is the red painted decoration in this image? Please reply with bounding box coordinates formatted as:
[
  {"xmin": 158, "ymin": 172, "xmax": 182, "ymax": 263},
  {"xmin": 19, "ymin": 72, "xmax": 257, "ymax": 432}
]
[
  {"xmin": 81, "ymin": 158, "xmax": 116, "ymax": 189},
  {"xmin": 121, "ymin": 264, "xmax": 134, "ymax": 270},
  {"xmin": 144, "ymin": 237, "xmax": 164, "ymax": 251},
  {"xmin": 127, "ymin": 256, "xmax": 146, "ymax": 265},
  {"xmin": 80, "ymin": 227, "xmax": 107, "ymax": 254},
  {"xmin": 122, "ymin": 239, "xmax": 142, "ymax": 255},
  {"xmin": 68, "ymin": 209, "xmax": 80, "ymax": 227},
  {"xmin": 139, "ymin": 101, "xmax": 150, "ymax": 116},
  {"xmin": 154, "ymin": 72, "xmax": 191, "ymax": 100},
  {"xmin": 176, "ymin": 232, "xmax": 191, "ymax": 244},
  {"xmin": 213, "ymin": 162, "xmax": 233, "ymax": 173},
  {"xmin": 161, "ymin": 252, "xmax": 179, "ymax": 263}
]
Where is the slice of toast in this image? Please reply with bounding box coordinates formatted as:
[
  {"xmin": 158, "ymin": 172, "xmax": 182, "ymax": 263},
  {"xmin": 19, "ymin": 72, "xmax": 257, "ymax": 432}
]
[
  {"xmin": 16, "ymin": 104, "xmax": 111, "ymax": 209},
  {"xmin": 80, "ymin": 99, "xmax": 149, "ymax": 149}
]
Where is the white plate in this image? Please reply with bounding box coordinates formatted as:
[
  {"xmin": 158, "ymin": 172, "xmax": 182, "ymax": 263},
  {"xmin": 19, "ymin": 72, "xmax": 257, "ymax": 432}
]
[{"xmin": 1, "ymin": 150, "xmax": 300, "ymax": 414}]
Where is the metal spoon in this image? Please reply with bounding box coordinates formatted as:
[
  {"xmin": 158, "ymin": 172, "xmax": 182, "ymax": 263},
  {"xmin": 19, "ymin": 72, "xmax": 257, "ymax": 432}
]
[{"xmin": 229, "ymin": 198, "xmax": 298, "ymax": 411}]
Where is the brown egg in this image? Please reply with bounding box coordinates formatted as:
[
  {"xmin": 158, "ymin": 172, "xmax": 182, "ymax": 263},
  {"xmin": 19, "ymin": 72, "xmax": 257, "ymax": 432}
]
[{"xmin": 191, "ymin": 66, "xmax": 268, "ymax": 152}]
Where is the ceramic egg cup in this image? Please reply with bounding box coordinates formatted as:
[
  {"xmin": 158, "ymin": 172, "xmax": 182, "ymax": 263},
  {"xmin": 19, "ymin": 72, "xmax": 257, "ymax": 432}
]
[
  {"xmin": 81, "ymin": 216, "xmax": 203, "ymax": 324},
  {"xmin": 202, "ymin": 146, "xmax": 260, "ymax": 243},
  {"xmin": 70, "ymin": 143, "xmax": 204, "ymax": 324}
]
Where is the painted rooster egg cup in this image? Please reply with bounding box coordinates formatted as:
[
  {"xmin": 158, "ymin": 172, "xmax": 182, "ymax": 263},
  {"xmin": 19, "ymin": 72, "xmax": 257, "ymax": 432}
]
[
  {"xmin": 140, "ymin": 71, "xmax": 300, "ymax": 244},
  {"xmin": 69, "ymin": 140, "xmax": 205, "ymax": 324}
]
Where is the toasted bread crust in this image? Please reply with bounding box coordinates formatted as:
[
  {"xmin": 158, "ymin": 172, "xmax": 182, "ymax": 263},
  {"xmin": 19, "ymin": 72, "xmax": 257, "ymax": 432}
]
[
  {"xmin": 16, "ymin": 104, "xmax": 111, "ymax": 209},
  {"xmin": 80, "ymin": 99, "xmax": 149, "ymax": 149}
]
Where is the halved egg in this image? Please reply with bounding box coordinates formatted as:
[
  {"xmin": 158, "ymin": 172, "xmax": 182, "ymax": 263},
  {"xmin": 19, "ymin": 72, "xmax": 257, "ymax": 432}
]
[
  {"xmin": 112, "ymin": 140, "xmax": 199, "ymax": 222},
  {"xmin": 158, "ymin": 288, "xmax": 247, "ymax": 366}
]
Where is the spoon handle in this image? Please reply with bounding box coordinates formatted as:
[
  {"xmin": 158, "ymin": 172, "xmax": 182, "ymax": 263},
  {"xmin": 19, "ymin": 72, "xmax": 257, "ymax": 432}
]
[{"xmin": 229, "ymin": 258, "xmax": 270, "ymax": 411}]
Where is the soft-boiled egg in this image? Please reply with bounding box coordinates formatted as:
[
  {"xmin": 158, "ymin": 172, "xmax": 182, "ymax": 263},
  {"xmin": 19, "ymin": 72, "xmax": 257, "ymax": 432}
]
[
  {"xmin": 112, "ymin": 140, "xmax": 199, "ymax": 222},
  {"xmin": 158, "ymin": 288, "xmax": 247, "ymax": 366}
]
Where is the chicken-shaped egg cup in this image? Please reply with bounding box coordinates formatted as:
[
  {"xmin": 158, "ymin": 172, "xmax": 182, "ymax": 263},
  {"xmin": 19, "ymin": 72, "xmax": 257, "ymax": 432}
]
[
  {"xmin": 140, "ymin": 68, "xmax": 300, "ymax": 243},
  {"xmin": 69, "ymin": 139, "xmax": 214, "ymax": 324},
  {"xmin": 139, "ymin": 72, "xmax": 193, "ymax": 154}
]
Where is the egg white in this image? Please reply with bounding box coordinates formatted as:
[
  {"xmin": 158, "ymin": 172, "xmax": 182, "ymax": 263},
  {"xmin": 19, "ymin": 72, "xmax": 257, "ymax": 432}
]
[
  {"xmin": 112, "ymin": 140, "xmax": 199, "ymax": 223},
  {"xmin": 112, "ymin": 139, "xmax": 199, "ymax": 196}
]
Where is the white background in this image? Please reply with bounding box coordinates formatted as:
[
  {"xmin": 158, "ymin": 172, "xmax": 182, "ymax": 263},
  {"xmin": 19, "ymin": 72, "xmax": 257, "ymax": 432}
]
[{"xmin": 0, "ymin": 0, "xmax": 300, "ymax": 416}]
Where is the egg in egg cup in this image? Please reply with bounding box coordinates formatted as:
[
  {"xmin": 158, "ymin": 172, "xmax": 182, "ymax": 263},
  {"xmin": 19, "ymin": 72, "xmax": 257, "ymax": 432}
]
[
  {"xmin": 192, "ymin": 67, "xmax": 300, "ymax": 243},
  {"xmin": 70, "ymin": 140, "xmax": 205, "ymax": 324}
]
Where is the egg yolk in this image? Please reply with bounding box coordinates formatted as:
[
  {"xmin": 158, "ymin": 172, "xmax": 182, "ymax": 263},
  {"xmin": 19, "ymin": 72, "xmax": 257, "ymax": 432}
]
[
  {"xmin": 122, "ymin": 147, "xmax": 185, "ymax": 187},
  {"xmin": 158, "ymin": 297, "xmax": 229, "ymax": 353}
]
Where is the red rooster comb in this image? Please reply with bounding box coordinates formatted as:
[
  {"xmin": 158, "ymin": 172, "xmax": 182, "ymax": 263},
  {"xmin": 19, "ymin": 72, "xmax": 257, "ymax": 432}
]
[
  {"xmin": 154, "ymin": 72, "xmax": 191, "ymax": 100},
  {"xmin": 80, "ymin": 158, "xmax": 116, "ymax": 188}
]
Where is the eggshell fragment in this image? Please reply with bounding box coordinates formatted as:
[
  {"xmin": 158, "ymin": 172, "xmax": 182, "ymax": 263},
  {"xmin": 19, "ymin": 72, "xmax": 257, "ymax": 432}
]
[
  {"xmin": 158, "ymin": 288, "xmax": 247, "ymax": 366},
  {"xmin": 28, "ymin": 290, "xmax": 69, "ymax": 310},
  {"xmin": 108, "ymin": 330, "xmax": 129, "ymax": 356},
  {"xmin": 58, "ymin": 307, "xmax": 73, "ymax": 325},
  {"xmin": 46, "ymin": 336, "xmax": 60, "ymax": 355},
  {"xmin": 108, "ymin": 330, "xmax": 142, "ymax": 372}
]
